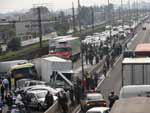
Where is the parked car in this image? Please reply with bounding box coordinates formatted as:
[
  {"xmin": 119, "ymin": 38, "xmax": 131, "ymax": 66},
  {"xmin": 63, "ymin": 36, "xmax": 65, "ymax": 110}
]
[
  {"xmin": 26, "ymin": 90, "xmax": 57, "ymax": 110},
  {"xmin": 80, "ymin": 93, "xmax": 107, "ymax": 112},
  {"xmin": 24, "ymin": 80, "xmax": 47, "ymax": 87},
  {"xmin": 22, "ymin": 85, "xmax": 58, "ymax": 95},
  {"xmin": 16, "ymin": 79, "xmax": 47, "ymax": 89},
  {"xmin": 86, "ymin": 107, "xmax": 110, "ymax": 113}
]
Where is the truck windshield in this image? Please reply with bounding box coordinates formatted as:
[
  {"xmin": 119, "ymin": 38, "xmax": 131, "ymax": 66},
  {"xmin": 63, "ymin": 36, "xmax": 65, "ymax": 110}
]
[
  {"xmin": 54, "ymin": 47, "xmax": 72, "ymax": 52},
  {"xmin": 12, "ymin": 66, "xmax": 36, "ymax": 78}
]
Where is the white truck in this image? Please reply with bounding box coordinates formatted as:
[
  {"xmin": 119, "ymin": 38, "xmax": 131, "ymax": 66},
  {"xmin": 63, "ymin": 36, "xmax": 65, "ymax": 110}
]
[
  {"xmin": 32, "ymin": 56, "xmax": 74, "ymax": 90},
  {"xmin": 121, "ymin": 57, "xmax": 150, "ymax": 86}
]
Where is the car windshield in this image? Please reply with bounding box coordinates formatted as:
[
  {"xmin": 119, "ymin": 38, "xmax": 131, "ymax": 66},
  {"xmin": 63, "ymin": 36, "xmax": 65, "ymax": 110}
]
[
  {"xmin": 54, "ymin": 47, "xmax": 72, "ymax": 52},
  {"xmin": 36, "ymin": 92, "xmax": 47, "ymax": 99}
]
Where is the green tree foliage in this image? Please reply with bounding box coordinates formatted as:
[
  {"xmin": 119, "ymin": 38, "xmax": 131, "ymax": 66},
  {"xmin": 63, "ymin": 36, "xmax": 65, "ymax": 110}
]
[
  {"xmin": 7, "ymin": 38, "xmax": 21, "ymax": 51},
  {"xmin": 79, "ymin": 7, "xmax": 92, "ymax": 25},
  {"xmin": 55, "ymin": 11, "xmax": 70, "ymax": 36}
]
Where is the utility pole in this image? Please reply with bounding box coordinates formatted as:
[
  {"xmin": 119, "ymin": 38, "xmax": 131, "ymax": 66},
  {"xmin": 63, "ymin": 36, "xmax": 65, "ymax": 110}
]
[
  {"xmin": 78, "ymin": 0, "xmax": 84, "ymax": 78},
  {"xmin": 91, "ymin": 7, "xmax": 94, "ymax": 35},
  {"xmin": 78, "ymin": 0, "xmax": 82, "ymax": 34},
  {"xmin": 108, "ymin": 0, "xmax": 112, "ymax": 45},
  {"xmin": 72, "ymin": 2, "xmax": 76, "ymax": 34},
  {"xmin": 121, "ymin": 0, "xmax": 124, "ymax": 29},
  {"xmin": 128, "ymin": 0, "xmax": 131, "ymax": 27},
  {"xmin": 136, "ymin": 0, "xmax": 139, "ymax": 22},
  {"xmin": 37, "ymin": 7, "xmax": 42, "ymax": 48}
]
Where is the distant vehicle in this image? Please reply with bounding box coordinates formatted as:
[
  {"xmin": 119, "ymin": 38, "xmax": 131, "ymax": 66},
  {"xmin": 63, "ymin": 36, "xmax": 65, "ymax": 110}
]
[
  {"xmin": 118, "ymin": 29, "xmax": 126, "ymax": 39},
  {"xmin": 80, "ymin": 93, "xmax": 107, "ymax": 112},
  {"xmin": 86, "ymin": 107, "xmax": 110, "ymax": 113},
  {"xmin": 26, "ymin": 90, "xmax": 57, "ymax": 110},
  {"xmin": 49, "ymin": 36, "xmax": 80, "ymax": 59}
]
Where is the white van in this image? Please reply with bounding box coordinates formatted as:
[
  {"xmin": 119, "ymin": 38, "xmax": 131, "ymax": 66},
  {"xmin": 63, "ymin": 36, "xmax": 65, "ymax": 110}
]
[{"xmin": 119, "ymin": 85, "xmax": 150, "ymax": 99}]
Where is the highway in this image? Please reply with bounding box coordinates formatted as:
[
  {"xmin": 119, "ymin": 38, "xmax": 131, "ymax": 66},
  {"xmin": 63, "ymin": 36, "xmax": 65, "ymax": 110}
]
[{"xmin": 77, "ymin": 21, "xmax": 150, "ymax": 113}]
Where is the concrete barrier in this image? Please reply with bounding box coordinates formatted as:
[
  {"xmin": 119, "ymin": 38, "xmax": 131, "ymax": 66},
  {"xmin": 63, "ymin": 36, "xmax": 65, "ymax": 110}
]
[{"xmin": 44, "ymin": 101, "xmax": 61, "ymax": 113}]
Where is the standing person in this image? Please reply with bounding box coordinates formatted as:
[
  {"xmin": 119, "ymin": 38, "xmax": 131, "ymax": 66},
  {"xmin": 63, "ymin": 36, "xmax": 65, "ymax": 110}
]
[
  {"xmin": 45, "ymin": 91, "xmax": 54, "ymax": 109},
  {"xmin": 108, "ymin": 91, "xmax": 119, "ymax": 108},
  {"xmin": 5, "ymin": 92, "xmax": 13, "ymax": 110},
  {"xmin": 93, "ymin": 72, "xmax": 98, "ymax": 87},
  {"xmin": 69, "ymin": 86, "xmax": 74, "ymax": 106},
  {"xmin": 0, "ymin": 85, "xmax": 4, "ymax": 102},
  {"xmin": 2, "ymin": 78, "xmax": 9, "ymax": 96},
  {"xmin": 7, "ymin": 76, "xmax": 11, "ymax": 90},
  {"xmin": 22, "ymin": 92, "xmax": 31, "ymax": 113},
  {"xmin": 106, "ymin": 55, "xmax": 110, "ymax": 70},
  {"xmin": 103, "ymin": 64, "xmax": 107, "ymax": 77},
  {"xmin": 57, "ymin": 91, "xmax": 63, "ymax": 111},
  {"xmin": 74, "ymin": 84, "xmax": 81, "ymax": 105},
  {"xmin": 85, "ymin": 72, "xmax": 91, "ymax": 90},
  {"xmin": 61, "ymin": 92, "xmax": 68, "ymax": 113}
]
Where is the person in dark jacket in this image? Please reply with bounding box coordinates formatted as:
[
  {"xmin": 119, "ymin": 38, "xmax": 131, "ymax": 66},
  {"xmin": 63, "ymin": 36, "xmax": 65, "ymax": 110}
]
[
  {"xmin": 69, "ymin": 86, "xmax": 74, "ymax": 106},
  {"xmin": 45, "ymin": 91, "xmax": 54, "ymax": 108},
  {"xmin": 5, "ymin": 92, "xmax": 13, "ymax": 110},
  {"xmin": 7, "ymin": 76, "xmax": 11, "ymax": 91},
  {"xmin": 61, "ymin": 92, "xmax": 68, "ymax": 113},
  {"xmin": 108, "ymin": 91, "xmax": 119, "ymax": 108},
  {"xmin": 1, "ymin": 85, "xmax": 4, "ymax": 102},
  {"xmin": 74, "ymin": 84, "xmax": 81, "ymax": 104}
]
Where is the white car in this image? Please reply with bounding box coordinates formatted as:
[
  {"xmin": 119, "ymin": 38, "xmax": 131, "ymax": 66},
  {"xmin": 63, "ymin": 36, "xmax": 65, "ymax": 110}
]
[
  {"xmin": 23, "ymin": 85, "xmax": 58, "ymax": 95},
  {"xmin": 81, "ymin": 93, "xmax": 107, "ymax": 112},
  {"xmin": 26, "ymin": 90, "xmax": 57, "ymax": 110},
  {"xmin": 24, "ymin": 80, "xmax": 47, "ymax": 87},
  {"xmin": 86, "ymin": 107, "xmax": 110, "ymax": 113}
]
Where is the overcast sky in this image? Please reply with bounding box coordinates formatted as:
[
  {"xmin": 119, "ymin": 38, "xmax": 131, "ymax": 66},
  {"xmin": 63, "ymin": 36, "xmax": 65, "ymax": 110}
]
[{"xmin": 0, "ymin": 0, "xmax": 148, "ymax": 13}]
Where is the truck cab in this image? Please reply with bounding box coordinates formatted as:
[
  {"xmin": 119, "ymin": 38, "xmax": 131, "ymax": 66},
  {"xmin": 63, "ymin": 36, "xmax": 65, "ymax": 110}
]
[{"xmin": 10, "ymin": 63, "xmax": 37, "ymax": 87}]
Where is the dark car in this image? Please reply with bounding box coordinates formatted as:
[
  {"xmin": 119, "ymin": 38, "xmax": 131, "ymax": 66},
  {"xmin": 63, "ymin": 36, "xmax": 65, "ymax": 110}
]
[{"xmin": 80, "ymin": 93, "xmax": 107, "ymax": 112}]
